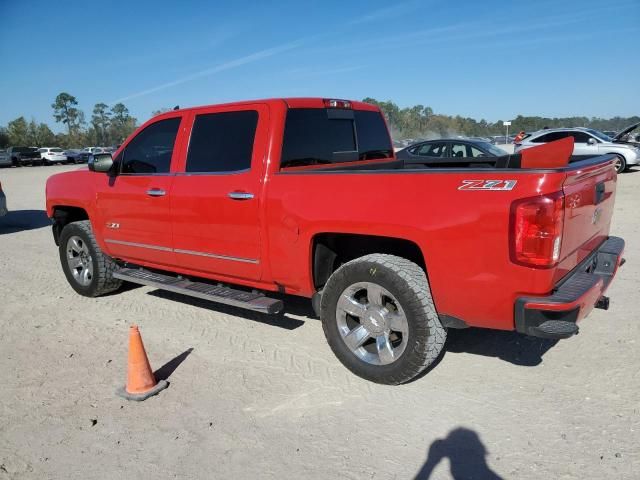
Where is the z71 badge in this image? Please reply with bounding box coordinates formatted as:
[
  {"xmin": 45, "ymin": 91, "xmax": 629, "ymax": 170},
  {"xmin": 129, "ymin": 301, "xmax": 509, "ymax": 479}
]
[{"xmin": 458, "ymin": 180, "xmax": 517, "ymax": 191}]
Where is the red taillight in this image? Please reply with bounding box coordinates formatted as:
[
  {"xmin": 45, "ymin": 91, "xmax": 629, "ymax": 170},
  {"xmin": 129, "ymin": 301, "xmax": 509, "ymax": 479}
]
[
  {"xmin": 323, "ymin": 98, "xmax": 352, "ymax": 109},
  {"xmin": 510, "ymin": 192, "xmax": 564, "ymax": 268}
]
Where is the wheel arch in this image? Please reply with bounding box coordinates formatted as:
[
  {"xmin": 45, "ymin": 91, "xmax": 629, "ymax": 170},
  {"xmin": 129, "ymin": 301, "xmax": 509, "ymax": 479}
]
[
  {"xmin": 311, "ymin": 232, "xmax": 427, "ymax": 291},
  {"xmin": 51, "ymin": 205, "xmax": 90, "ymax": 245}
]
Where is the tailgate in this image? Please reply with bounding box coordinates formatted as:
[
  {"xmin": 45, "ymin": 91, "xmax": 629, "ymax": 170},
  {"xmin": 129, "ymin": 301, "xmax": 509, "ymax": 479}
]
[{"xmin": 559, "ymin": 156, "xmax": 617, "ymax": 273}]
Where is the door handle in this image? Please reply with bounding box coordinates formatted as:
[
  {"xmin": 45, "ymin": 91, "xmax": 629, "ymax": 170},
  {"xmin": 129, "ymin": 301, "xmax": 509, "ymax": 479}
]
[
  {"xmin": 146, "ymin": 188, "xmax": 166, "ymax": 197},
  {"xmin": 228, "ymin": 191, "xmax": 254, "ymax": 200}
]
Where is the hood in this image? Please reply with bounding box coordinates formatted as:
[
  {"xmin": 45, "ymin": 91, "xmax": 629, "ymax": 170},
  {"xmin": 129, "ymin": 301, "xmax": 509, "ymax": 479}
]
[{"xmin": 613, "ymin": 121, "xmax": 640, "ymax": 141}]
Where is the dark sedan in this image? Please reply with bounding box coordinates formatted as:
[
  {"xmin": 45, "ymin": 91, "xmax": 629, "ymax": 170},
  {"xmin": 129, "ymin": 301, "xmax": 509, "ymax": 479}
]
[
  {"xmin": 63, "ymin": 149, "xmax": 91, "ymax": 164},
  {"xmin": 396, "ymin": 138, "xmax": 509, "ymax": 167}
]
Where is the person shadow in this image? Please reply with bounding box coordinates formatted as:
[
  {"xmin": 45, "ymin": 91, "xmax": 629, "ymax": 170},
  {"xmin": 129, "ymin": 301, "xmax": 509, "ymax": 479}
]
[{"xmin": 414, "ymin": 427, "xmax": 503, "ymax": 480}]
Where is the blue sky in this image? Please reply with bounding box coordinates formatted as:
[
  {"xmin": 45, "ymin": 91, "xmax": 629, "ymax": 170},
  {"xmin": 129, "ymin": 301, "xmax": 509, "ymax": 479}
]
[{"xmin": 0, "ymin": 0, "xmax": 638, "ymax": 131}]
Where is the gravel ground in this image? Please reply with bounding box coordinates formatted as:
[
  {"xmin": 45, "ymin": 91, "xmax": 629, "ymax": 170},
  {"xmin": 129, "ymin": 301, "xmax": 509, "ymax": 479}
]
[{"xmin": 0, "ymin": 164, "xmax": 638, "ymax": 480}]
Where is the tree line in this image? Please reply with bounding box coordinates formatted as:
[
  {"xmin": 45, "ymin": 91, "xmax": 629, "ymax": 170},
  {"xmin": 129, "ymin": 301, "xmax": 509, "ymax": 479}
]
[
  {"xmin": 0, "ymin": 92, "xmax": 139, "ymax": 149},
  {"xmin": 363, "ymin": 97, "xmax": 639, "ymax": 140},
  {"xmin": 1, "ymin": 94, "xmax": 637, "ymax": 148}
]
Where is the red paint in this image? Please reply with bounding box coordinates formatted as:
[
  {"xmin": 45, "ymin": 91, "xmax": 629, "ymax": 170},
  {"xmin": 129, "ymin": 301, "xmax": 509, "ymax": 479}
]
[
  {"xmin": 520, "ymin": 136, "xmax": 574, "ymax": 168},
  {"xmin": 46, "ymin": 98, "xmax": 620, "ymax": 332}
]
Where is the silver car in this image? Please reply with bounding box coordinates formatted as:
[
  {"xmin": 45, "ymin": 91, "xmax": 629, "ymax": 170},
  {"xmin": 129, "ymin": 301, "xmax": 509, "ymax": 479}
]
[
  {"xmin": 515, "ymin": 127, "xmax": 640, "ymax": 173},
  {"xmin": 0, "ymin": 149, "xmax": 11, "ymax": 167}
]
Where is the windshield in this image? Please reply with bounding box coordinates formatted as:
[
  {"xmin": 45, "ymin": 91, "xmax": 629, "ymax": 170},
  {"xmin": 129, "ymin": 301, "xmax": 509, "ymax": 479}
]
[
  {"xmin": 476, "ymin": 142, "xmax": 508, "ymax": 156},
  {"xmin": 586, "ymin": 129, "xmax": 612, "ymax": 142},
  {"xmin": 51, "ymin": 148, "xmax": 63, "ymax": 153},
  {"xmin": 14, "ymin": 147, "xmax": 36, "ymax": 153}
]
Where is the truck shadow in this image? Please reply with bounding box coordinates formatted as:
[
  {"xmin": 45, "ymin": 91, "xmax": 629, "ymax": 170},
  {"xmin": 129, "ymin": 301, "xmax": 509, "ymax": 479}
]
[
  {"xmin": 414, "ymin": 427, "xmax": 503, "ymax": 479},
  {"xmin": 445, "ymin": 328, "xmax": 558, "ymax": 367},
  {"xmin": 146, "ymin": 290, "xmax": 310, "ymax": 330},
  {"xmin": 0, "ymin": 209, "xmax": 50, "ymax": 234}
]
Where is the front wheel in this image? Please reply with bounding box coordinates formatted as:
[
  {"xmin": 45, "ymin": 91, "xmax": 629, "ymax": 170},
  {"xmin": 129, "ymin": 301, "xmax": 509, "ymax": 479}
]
[
  {"xmin": 612, "ymin": 154, "xmax": 627, "ymax": 174},
  {"xmin": 58, "ymin": 220, "xmax": 123, "ymax": 297},
  {"xmin": 320, "ymin": 254, "xmax": 446, "ymax": 385}
]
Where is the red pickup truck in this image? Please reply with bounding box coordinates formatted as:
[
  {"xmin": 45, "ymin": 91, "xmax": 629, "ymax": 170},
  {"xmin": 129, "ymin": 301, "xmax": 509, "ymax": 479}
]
[{"xmin": 46, "ymin": 98, "xmax": 625, "ymax": 384}]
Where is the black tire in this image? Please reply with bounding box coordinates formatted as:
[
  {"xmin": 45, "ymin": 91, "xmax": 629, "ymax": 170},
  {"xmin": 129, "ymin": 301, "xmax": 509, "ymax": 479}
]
[
  {"xmin": 12, "ymin": 157, "xmax": 21, "ymax": 167},
  {"xmin": 59, "ymin": 220, "xmax": 123, "ymax": 297},
  {"xmin": 611, "ymin": 154, "xmax": 627, "ymax": 174},
  {"xmin": 320, "ymin": 254, "xmax": 446, "ymax": 385}
]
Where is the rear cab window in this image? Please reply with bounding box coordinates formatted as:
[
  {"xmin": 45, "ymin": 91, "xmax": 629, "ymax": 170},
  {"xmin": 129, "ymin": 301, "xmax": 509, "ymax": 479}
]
[{"xmin": 280, "ymin": 108, "xmax": 393, "ymax": 169}]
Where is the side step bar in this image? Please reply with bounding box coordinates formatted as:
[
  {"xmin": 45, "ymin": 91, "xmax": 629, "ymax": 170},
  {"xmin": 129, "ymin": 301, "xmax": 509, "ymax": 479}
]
[{"xmin": 113, "ymin": 267, "xmax": 283, "ymax": 314}]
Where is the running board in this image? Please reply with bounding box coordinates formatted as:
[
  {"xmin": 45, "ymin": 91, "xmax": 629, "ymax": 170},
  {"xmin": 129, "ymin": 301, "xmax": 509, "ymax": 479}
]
[{"xmin": 113, "ymin": 267, "xmax": 283, "ymax": 314}]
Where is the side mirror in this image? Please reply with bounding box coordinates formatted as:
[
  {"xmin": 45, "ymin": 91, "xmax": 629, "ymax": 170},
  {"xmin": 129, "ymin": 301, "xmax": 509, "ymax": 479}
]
[
  {"xmin": 587, "ymin": 137, "xmax": 597, "ymax": 145},
  {"xmin": 88, "ymin": 153, "xmax": 114, "ymax": 173}
]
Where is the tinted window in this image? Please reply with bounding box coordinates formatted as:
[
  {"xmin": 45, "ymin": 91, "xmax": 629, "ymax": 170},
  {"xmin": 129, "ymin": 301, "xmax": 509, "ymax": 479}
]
[
  {"xmin": 531, "ymin": 131, "xmax": 568, "ymax": 143},
  {"xmin": 121, "ymin": 118, "xmax": 180, "ymax": 174},
  {"xmin": 567, "ymin": 131, "xmax": 592, "ymax": 143},
  {"xmin": 353, "ymin": 110, "xmax": 393, "ymax": 160},
  {"xmin": 186, "ymin": 110, "xmax": 258, "ymax": 173},
  {"xmin": 416, "ymin": 142, "xmax": 447, "ymax": 157},
  {"xmin": 450, "ymin": 143, "xmax": 469, "ymax": 158},
  {"xmin": 280, "ymin": 108, "xmax": 392, "ymax": 168}
]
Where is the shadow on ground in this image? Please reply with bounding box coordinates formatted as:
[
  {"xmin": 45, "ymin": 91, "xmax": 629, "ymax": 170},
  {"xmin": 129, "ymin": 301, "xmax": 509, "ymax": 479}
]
[
  {"xmin": 146, "ymin": 289, "xmax": 313, "ymax": 330},
  {"xmin": 154, "ymin": 347, "xmax": 194, "ymax": 381},
  {"xmin": 0, "ymin": 209, "xmax": 50, "ymax": 234},
  {"xmin": 414, "ymin": 427, "xmax": 503, "ymax": 479},
  {"xmin": 445, "ymin": 328, "xmax": 558, "ymax": 366}
]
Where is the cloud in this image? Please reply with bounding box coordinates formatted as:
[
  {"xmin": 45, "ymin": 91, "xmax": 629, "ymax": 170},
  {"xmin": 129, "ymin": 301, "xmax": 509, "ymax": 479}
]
[{"xmin": 112, "ymin": 40, "xmax": 303, "ymax": 103}]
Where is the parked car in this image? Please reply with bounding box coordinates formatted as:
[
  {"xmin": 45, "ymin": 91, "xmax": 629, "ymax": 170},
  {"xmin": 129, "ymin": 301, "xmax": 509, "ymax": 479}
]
[
  {"xmin": 611, "ymin": 122, "xmax": 640, "ymax": 148},
  {"xmin": 38, "ymin": 147, "xmax": 68, "ymax": 165},
  {"xmin": 0, "ymin": 180, "xmax": 6, "ymax": 216},
  {"xmin": 63, "ymin": 149, "xmax": 90, "ymax": 164},
  {"xmin": 0, "ymin": 149, "xmax": 11, "ymax": 167},
  {"xmin": 514, "ymin": 127, "xmax": 640, "ymax": 173},
  {"xmin": 6, "ymin": 146, "xmax": 41, "ymax": 166},
  {"xmin": 46, "ymin": 97, "xmax": 624, "ymax": 385},
  {"xmin": 396, "ymin": 138, "xmax": 509, "ymax": 166}
]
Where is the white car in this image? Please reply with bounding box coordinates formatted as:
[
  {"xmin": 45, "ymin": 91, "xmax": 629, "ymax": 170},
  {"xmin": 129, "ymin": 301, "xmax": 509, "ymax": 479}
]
[
  {"xmin": 515, "ymin": 128, "xmax": 640, "ymax": 173},
  {"xmin": 38, "ymin": 147, "xmax": 68, "ymax": 165}
]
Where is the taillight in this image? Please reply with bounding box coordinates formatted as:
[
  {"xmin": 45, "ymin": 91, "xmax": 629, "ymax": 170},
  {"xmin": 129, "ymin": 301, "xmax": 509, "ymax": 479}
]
[
  {"xmin": 323, "ymin": 98, "xmax": 352, "ymax": 109},
  {"xmin": 510, "ymin": 192, "xmax": 564, "ymax": 268}
]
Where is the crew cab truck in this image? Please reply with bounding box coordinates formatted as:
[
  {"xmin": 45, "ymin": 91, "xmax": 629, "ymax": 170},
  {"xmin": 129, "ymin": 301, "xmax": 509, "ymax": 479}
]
[{"xmin": 45, "ymin": 98, "xmax": 625, "ymax": 385}]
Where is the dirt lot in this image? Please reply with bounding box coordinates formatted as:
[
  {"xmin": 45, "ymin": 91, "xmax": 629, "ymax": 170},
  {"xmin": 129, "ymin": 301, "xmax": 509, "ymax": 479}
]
[{"xmin": 0, "ymin": 164, "xmax": 638, "ymax": 479}]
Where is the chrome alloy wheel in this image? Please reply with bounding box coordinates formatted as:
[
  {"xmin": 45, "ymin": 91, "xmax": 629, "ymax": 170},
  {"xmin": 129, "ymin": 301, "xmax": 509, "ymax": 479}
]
[
  {"xmin": 66, "ymin": 235, "xmax": 94, "ymax": 286},
  {"xmin": 614, "ymin": 156, "xmax": 623, "ymax": 173},
  {"xmin": 336, "ymin": 282, "xmax": 409, "ymax": 365}
]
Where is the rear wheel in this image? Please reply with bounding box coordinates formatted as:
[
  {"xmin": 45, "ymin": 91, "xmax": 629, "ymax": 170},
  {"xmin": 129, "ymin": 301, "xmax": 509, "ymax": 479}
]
[
  {"xmin": 59, "ymin": 220, "xmax": 123, "ymax": 297},
  {"xmin": 320, "ymin": 254, "xmax": 446, "ymax": 384}
]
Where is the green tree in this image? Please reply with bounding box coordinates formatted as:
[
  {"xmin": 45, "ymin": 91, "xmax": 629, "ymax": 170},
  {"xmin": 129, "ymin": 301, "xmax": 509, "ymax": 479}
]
[
  {"xmin": 26, "ymin": 119, "xmax": 55, "ymax": 146},
  {"xmin": 0, "ymin": 127, "xmax": 9, "ymax": 148},
  {"xmin": 91, "ymin": 102, "xmax": 111, "ymax": 145},
  {"xmin": 52, "ymin": 92, "xmax": 83, "ymax": 135},
  {"xmin": 7, "ymin": 116, "xmax": 29, "ymax": 146},
  {"xmin": 152, "ymin": 107, "xmax": 172, "ymax": 116},
  {"xmin": 109, "ymin": 103, "xmax": 137, "ymax": 144}
]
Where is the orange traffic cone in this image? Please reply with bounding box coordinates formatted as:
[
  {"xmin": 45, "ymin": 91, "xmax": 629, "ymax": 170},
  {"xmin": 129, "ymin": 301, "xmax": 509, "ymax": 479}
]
[{"xmin": 116, "ymin": 325, "xmax": 168, "ymax": 401}]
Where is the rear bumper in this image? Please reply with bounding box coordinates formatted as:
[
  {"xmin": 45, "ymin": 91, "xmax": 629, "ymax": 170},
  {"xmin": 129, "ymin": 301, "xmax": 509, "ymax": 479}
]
[{"xmin": 515, "ymin": 236, "xmax": 625, "ymax": 339}]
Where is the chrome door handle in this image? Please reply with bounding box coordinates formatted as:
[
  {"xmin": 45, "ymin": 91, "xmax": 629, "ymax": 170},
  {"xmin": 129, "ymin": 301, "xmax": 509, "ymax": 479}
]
[
  {"xmin": 146, "ymin": 188, "xmax": 166, "ymax": 197},
  {"xmin": 228, "ymin": 191, "xmax": 254, "ymax": 200}
]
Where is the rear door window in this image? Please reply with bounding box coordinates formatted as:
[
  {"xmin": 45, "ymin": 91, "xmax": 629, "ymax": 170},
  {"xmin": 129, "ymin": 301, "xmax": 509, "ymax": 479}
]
[
  {"xmin": 416, "ymin": 142, "xmax": 447, "ymax": 157},
  {"xmin": 186, "ymin": 110, "xmax": 258, "ymax": 173},
  {"xmin": 280, "ymin": 108, "xmax": 392, "ymax": 168}
]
